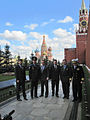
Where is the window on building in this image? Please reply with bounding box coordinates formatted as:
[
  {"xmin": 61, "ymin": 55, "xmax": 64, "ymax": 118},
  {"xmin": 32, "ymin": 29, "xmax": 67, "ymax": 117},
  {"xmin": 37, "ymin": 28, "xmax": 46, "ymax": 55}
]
[{"xmin": 83, "ymin": 10, "xmax": 84, "ymax": 14}]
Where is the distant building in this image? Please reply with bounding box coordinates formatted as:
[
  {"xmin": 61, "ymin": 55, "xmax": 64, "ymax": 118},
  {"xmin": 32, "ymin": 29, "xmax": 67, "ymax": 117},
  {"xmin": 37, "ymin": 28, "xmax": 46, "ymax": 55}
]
[
  {"xmin": 41, "ymin": 35, "xmax": 48, "ymax": 59},
  {"xmin": 35, "ymin": 35, "xmax": 53, "ymax": 61}
]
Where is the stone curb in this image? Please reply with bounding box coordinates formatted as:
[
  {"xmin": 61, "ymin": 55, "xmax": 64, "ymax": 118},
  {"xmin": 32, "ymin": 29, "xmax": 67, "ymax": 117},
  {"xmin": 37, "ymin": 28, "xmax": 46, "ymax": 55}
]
[{"xmin": 63, "ymin": 101, "xmax": 73, "ymax": 120}]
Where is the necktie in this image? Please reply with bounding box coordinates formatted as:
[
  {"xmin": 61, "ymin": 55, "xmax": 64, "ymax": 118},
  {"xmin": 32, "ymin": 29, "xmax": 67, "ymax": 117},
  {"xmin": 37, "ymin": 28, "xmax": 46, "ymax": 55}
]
[
  {"xmin": 41, "ymin": 65, "xmax": 44, "ymax": 72},
  {"xmin": 54, "ymin": 65, "xmax": 57, "ymax": 69},
  {"xmin": 64, "ymin": 65, "xmax": 66, "ymax": 70},
  {"xmin": 74, "ymin": 66, "xmax": 76, "ymax": 69},
  {"xmin": 19, "ymin": 65, "xmax": 22, "ymax": 68}
]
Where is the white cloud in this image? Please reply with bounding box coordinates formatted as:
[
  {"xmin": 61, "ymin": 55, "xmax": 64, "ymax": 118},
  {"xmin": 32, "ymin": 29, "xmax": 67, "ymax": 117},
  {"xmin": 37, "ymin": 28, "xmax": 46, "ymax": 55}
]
[
  {"xmin": 5, "ymin": 22, "xmax": 13, "ymax": 26},
  {"xmin": 52, "ymin": 28, "xmax": 76, "ymax": 60},
  {"xmin": 53, "ymin": 51, "xmax": 64, "ymax": 62},
  {"xmin": 0, "ymin": 30, "xmax": 27, "ymax": 41},
  {"xmin": 53, "ymin": 28, "xmax": 76, "ymax": 45},
  {"xmin": 41, "ymin": 22, "xmax": 49, "ymax": 26},
  {"xmin": 53, "ymin": 28, "xmax": 73, "ymax": 38},
  {"xmin": 50, "ymin": 19, "xmax": 55, "ymax": 22},
  {"xmin": 41, "ymin": 19, "xmax": 55, "ymax": 27},
  {"xmin": 0, "ymin": 27, "xmax": 76, "ymax": 61},
  {"xmin": 24, "ymin": 24, "xmax": 38, "ymax": 30},
  {"xmin": 11, "ymin": 45, "xmax": 32, "ymax": 59},
  {"xmin": 58, "ymin": 16, "xmax": 74, "ymax": 23},
  {"xmin": 0, "ymin": 39, "xmax": 11, "ymax": 46},
  {"xmin": 29, "ymin": 32, "xmax": 42, "ymax": 39},
  {"xmin": 69, "ymin": 24, "xmax": 79, "ymax": 33},
  {"xmin": 73, "ymin": 24, "xmax": 79, "ymax": 32},
  {"xmin": 29, "ymin": 32, "xmax": 43, "ymax": 44}
]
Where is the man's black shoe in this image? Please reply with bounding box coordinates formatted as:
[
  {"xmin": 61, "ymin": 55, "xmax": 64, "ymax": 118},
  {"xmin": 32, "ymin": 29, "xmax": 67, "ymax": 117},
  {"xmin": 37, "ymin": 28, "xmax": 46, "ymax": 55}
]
[
  {"xmin": 31, "ymin": 97, "xmax": 33, "ymax": 99},
  {"xmin": 63, "ymin": 96, "xmax": 66, "ymax": 99},
  {"xmin": 78, "ymin": 99, "xmax": 82, "ymax": 103},
  {"xmin": 45, "ymin": 95, "xmax": 48, "ymax": 98},
  {"xmin": 66, "ymin": 97, "xmax": 69, "ymax": 99},
  {"xmin": 56, "ymin": 95, "xmax": 59, "ymax": 98},
  {"xmin": 35, "ymin": 96, "xmax": 38, "ymax": 98},
  {"xmin": 24, "ymin": 98, "xmax": 28, "ymax": 100},
  {"xmin": 39, "ymin": 95, "xmax": 43, "ymax": 97},
  {"xmin": 17, "ymin": 99, "xmax": 22, "ymax": 101},
  {"xmin": 72, "ymin": 99, "xmax": 77, "ymax": 102}
]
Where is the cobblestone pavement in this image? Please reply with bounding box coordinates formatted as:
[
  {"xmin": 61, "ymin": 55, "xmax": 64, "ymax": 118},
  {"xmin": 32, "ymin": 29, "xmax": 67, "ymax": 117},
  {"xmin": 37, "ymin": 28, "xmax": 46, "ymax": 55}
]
[{"xmin": 0, "ymin": 81, "xmax": 73, "ymax": 120}]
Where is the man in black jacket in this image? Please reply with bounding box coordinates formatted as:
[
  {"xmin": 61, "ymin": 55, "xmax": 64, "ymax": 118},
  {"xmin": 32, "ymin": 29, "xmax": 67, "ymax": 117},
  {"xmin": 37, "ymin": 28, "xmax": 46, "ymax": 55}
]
[
  {"xmin": 51, "ymin": 59, "xmax": 60, "ymax": 97},
  {"xmin": 39, "ymin": 60, "xmax": 49, "ymax": 98},
  {"xmin": 29, "ymin": 57, "xmax": 40, "ymax": 99},
  {"xmin": 72, "ymin": 59, "xmax": 84, "ymax": 102},
  {"xmin": 15, "ymin": 59, "xmax": 27, "ymax": 101},
  {"xmin": 60, "ymin": 59, "xmax": 72, "ymax": 99}
]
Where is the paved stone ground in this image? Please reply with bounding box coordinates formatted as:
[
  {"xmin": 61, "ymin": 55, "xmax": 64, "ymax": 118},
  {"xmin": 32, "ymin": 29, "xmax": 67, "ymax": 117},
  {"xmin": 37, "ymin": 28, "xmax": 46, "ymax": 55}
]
[{"xmin": 0, "ymin": 81, "xmax": 73, "ymax": 120}]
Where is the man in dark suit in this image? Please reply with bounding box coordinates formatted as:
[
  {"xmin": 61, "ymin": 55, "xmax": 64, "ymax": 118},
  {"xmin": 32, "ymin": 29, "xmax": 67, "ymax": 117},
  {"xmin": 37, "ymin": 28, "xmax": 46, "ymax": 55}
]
[
  {"xmin": 15, "ymin": 59, "xmax": 27, "ymax": 101},
  {"xmin": 60, "ymin": 59, "xmax": 72, "ymax": 99},
  {"xmin": 51, "ymin": 59, "xmax": 60, "ymax": 97},
  {"xmin": 39, "ymin": 60, "xmax": 49, "ymax": 98},
  {"xmin": 72, "ymin": 59, "xmax": 84, "ymax": 102},
  {"xmin": 29, "ymin": 57, "xmax": 40, "ymax": 99}
]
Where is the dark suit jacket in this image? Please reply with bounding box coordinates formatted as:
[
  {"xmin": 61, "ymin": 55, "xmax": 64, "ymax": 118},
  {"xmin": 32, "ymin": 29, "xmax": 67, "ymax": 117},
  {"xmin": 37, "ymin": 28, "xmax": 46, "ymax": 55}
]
[
  {"xmin": 15, "ymin": 64, "xmax": 26, "ymax": 84},
  {"xmin": 72, "ymin": 65, "xmax": 84, "ymax": 83},
  {"xmin": 60, "ymin": 65, "xmax": 72, "ymax": 82},
  {"xmin": 29, "ymin": 64, "xmax": 40, "ymax": 82},
  {"xmin": 40, "ymin": 65, "xmax": 49, "ymax": 81},
  {"xmin": 51, "ymin": 65, "xmax": 60, "ymax": 81}
]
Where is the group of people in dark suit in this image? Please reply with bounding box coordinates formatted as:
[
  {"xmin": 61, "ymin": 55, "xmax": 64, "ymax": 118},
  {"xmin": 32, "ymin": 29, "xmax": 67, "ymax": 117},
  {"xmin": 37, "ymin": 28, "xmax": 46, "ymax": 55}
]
[{"xmin": 15, "ymin": 57, "xmax": 85, "ymax": 102}]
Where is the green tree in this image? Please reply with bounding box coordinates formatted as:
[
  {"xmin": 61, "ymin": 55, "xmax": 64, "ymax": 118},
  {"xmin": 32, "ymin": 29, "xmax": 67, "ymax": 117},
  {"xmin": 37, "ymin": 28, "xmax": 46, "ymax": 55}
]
[
  {"xmin": 4, "ymin": 44, "xmax": 12, "ymax": 71},
  {"xmin": 24, "ymin": 57, "xmax": 28, "ymax": 68},
  {"xmin": 0, "ymin": 46, "xmax": 5, "ymax": 73},
  {"xmin": 0, "ymin": 46, "xmax": 4, "ymax": 66}
]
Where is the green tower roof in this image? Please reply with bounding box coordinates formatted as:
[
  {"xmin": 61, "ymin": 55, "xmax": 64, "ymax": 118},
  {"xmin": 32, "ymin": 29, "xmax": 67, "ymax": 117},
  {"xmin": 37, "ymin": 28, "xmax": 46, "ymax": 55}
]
[{"xmin": 81, "ymin": 0, "xmax": 86, "ymax": 10}]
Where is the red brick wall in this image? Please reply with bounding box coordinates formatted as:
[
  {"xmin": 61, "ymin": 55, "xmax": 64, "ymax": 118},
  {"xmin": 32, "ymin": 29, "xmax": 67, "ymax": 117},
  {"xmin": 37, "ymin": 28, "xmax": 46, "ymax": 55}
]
[
  {"xmin": 86, "ymin": 12, "xmax": 90, "ymax": 68},
  {"xmin": 64, "ymin": 48, "xmax": 76, "ymax": 63},
  {"xmin": 76, "ymin": 34, "xmax": 87, "ymax": 64}
]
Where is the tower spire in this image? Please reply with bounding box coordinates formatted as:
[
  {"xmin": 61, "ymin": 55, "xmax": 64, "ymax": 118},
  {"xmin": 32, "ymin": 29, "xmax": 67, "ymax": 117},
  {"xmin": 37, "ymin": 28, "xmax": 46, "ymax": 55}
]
[
  {"xmin": 41, "ymin": 35, "xmax": 47, "ymax": 57},
  {"xmin": 43, "ymin": 35, "xmax": 46, "ymax": 44},
  {"xmin": 81, "ymin": 0, "xmax": 86, "ymax": 10}
]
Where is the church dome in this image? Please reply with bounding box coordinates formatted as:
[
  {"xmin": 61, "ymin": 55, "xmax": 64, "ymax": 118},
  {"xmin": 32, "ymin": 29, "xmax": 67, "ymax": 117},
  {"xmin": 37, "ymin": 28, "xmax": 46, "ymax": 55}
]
[{"xmin": 35, "ymin": 48, "xmax": 39, "ymax": 53}]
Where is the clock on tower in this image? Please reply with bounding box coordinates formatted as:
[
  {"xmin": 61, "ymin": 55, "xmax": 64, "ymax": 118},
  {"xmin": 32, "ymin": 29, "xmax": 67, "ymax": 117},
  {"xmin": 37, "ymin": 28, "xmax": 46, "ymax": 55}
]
[
  {"xmin": 78, "ymin": 0, "xmax": 88, "ymax": 33},
  {"xmin": 81, "ymin": 20, "xmax": 88, "ymax": 28}
]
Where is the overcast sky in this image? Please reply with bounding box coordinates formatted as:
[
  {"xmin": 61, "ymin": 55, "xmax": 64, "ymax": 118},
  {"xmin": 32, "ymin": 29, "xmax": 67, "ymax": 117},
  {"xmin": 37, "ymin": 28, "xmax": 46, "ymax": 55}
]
[{"xmin": 0, "ymin": 0, "xmax": 89, "ymax": 61}]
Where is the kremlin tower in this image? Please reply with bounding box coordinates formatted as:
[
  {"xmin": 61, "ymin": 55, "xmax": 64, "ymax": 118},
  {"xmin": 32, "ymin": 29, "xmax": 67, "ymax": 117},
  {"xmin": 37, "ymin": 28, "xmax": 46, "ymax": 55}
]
[
  {"xmin": 65, "ymin": 0, "xmax": 89, "ymax": 64},
  {"xmin": 76, "ymin": 0, "xmax": 88, "ymax": 64}
]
